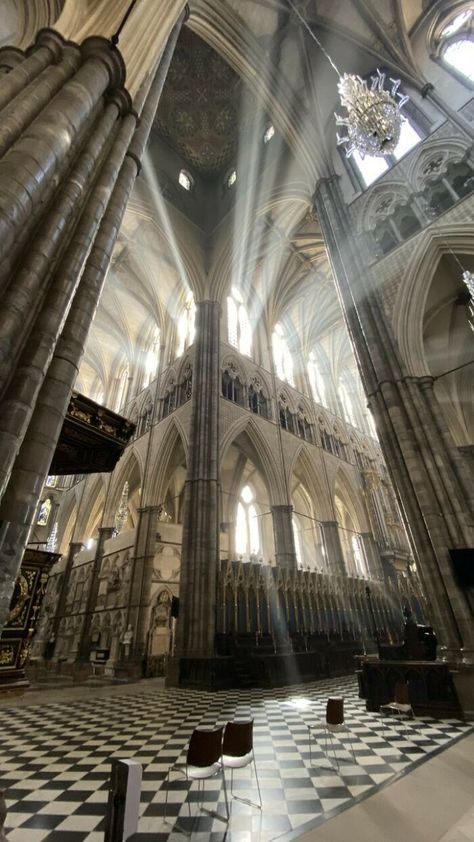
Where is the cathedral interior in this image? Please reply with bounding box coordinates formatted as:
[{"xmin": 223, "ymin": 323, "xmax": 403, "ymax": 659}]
[{"xmin": 0, "ymin": 1, "xmax": 473, "ymax": 840}]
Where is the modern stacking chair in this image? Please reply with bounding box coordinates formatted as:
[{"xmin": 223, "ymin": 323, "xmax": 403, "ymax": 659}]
[
  {"xmin": 307, "ymin": 696, "xmax": 357, "ymax": 771},
  {"xmin": 221, "ymin": 719, "xmax": 262, "ymax": 809},
  {"xmin": 163, "ymin": 726, "xmax": 229, "ymax": 829},
  {"xmin": 380, "ymin": 681, "xmax": 414, "ymax": 736}
]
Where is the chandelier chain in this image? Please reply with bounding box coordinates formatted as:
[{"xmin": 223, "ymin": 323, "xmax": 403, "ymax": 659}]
[{"xmin": 287, "ymin": 0, "xmax": 341, "ymax": 76}]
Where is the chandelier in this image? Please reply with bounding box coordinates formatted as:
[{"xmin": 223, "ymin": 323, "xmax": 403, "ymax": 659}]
[
  {"xmin": 287, "ymin": 1, "xmax": 408, "ymax": 158},
  {"xmin": 462, "ymin": 270, "xmax": 474, "ymax": 332}
]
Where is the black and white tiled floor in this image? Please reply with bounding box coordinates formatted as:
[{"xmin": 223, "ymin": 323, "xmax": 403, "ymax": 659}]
[{"xmin": 0, "ymin": 675, "xmax": 472, "ymax": 841}]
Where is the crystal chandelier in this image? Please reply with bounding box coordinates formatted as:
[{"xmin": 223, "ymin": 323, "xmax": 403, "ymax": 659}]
[
  {"xmin": 335, "ymin": 72, "xmax": 408, "ymax": 158},
  {"xmin": 462, "ymin": 270, "xmax": 474, "ymax": 332},
  {"xmin": 287, "ymin": 1, "xmax": 408, "ymax": 158}
]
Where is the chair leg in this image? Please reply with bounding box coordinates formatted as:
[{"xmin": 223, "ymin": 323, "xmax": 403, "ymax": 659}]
[
  {"xmin": 164, "ymin": 769, "xmax": 170, "ymax": 822},
  {"xmin": 230, "ymin": 768, "xmax": 234, "ymax": 799},
  {"xmin": 253, "ymin": 755, "xmax": 262, "ymax": 809},
  {"xmin": 221, "ymin": 767, "xmax": 230, "ymax": 822}
]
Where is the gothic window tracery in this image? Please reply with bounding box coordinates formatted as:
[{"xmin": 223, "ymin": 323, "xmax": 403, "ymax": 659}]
[
  {"xmin": 438, "ymin": 9, "xmax": 474, "ymax": 83},
  {"xmin": 176, "ymin": 294, "xmax": 195, "ymax": 358},
  {"xmin": 273, "ymin": 323, "xmax": 295, "ymax": 386},
  {"xmin": 292, "ymin": 515, "xmax": 304, "ymax": 569},
  {"xmin": 37, "ymin": 498, "xmax": 52, "ymax": 527},
  {"xmin": 222, "ymin": 365, "xmax": 243, "ymax": 404},
  {"xmin": 278, "ymin": 394, "xmax": 294, "ymax": 432},
  {"xmin": 227, "ymin": 289, "xmax": 252, "ymax": 356},
  {"xmin": 235, "ymin": 484, "xmax": 260, "ymax": 560},
  {"xmin": 143, "ymin": 326, "xmax": 160, "ymax": 388},
  {"xmin": 248, "ymin": 378, "xmax": 268, "ymax": 418},
  {"xmin": 296, "ymin": 406, "xmax": 313, "ymax": 442},
  {"xmin": 308, "ymin": 352, "xmax": 327, "ymax": 406}
]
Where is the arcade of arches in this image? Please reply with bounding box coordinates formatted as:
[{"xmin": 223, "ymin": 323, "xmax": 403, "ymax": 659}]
[{"xmin": 0, "ymin": 1, "xmax": 472, "ymax": 707}]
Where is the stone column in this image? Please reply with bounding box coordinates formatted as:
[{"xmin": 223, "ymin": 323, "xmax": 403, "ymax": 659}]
[
  {"xmin": 174, "ymin": 301, "xmax": 221, "ymax": 665},
  {"xmin": 0, "ymin": 32, "xmax": 64, "ymax": 111},
  {"xmin": 359, "ymin": 532, "xmax": 382, "ymax": 580},
  {"xmin": 126, "ymin": 505, "xmax": 161, "ymax": 668},
  {"xmin": 77, "ymin": 526, "xmax": 114, "ymax": 661},
  {"xmin": 0, "ymin": 12, "xmax": 185, "ymax": 634},
  {"xmin": 271, "ymin": 505, "xmax": 297, "ymax": 572},
  {"xmin": 320, "ymin": 521, "xmax": 346, "ymax": 576},
  {"xmin": 314, "ymin": 175, "xmax": 474, "ymax": 660},
  {"xmin": 50, "ymin": 541, "xmax": 84, "ymax": 644}
]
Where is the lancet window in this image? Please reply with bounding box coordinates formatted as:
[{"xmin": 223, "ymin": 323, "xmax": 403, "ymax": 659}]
[
  {"xmin": 438, "ymin": 9, "xmax": 474, "ymax": 83},
  {"xmin": 143, "ymin": 326, "xmax": 160, "ymax": 389},
  {"xmin": 308, "ymin": 352, "xmax": 327, "ymax": 407},
  {"xmin": 292, "ymin": 515, "xmax": 304, "ymax": 569},
  {"xmin": 227, "ymin": 289, "xmax": 252, "ymax": 356},
  {"xmin": 176, "ymin": 294, "xmax": 195, "ymax": 358},
  {"xmin": 248, "ymin": 380, "xmax": 268, "ymax": 418},
  {"xmin": 273, "ymin": 323, "xmax": 295, "ymax": 386},
  {"xmin": 235, "ymin": 484, "xmax": 260, "ymax": 560},
  {"xmin": 222, "ymin": 364, "xmax": 243, "ymax": 404}
]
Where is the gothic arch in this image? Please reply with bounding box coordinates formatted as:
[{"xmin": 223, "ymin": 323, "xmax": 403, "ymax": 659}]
[
  {"xmin": 148, "ymin": 417, "xmax": 189, "ymax": 505},
  {"xmin": 57, "ymin": 494, "xmax": 78, "ymax": 554},
  {"xmin": 393, "ymin": 224, "xmax": 474, "ymax": 375},
  {"xmin": 75, "ymin": 476, "xmax": 107, "ymax": 541},
  {"xmin": 334, "ymin": 465, "xmax": 369, "ymax": 533},
  {"xmin": 220, "ymin": 416, "xmax": 285, "ymax": 503},
  {"xmin": 289, "ymin": 444, "xmax": 333, "ymax": 522},
  {"xmin": 104, "ymin": 449, "xmax": 143, "ymax": 526}
]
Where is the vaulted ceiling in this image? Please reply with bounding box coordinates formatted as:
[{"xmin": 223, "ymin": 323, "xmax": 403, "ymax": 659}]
[{"xmin": 0, "ymin": 0, "xmax": 440, "ymax": 405}]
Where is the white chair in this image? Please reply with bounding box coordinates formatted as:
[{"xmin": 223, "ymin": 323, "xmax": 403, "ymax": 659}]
[
  {"xmin": 380, "ymin": 681, "xmax": 414, "ymax": 738},
  {"xmin": 163, "ymin": 726, "xmax": 229, "ymax": 832},
  {"xmin": 221, "ymin": 719, "xmax": 262, "ymax": 809},
  {"xmin": 307, "ymin": 697, "xmax": 357, "ymax": 771}
]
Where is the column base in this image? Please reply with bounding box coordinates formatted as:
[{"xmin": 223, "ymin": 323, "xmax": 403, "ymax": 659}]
[{"xmin": 166, "ymin": 656, "xmax": 235, "ymax": 690}]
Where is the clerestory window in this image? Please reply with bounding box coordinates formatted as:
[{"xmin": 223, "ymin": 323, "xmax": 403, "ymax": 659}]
[
  {"xmin": 227, "ymin": 288, "xmax": 252, "ymax": 356},
  {"xmin": 235, "ymin": 485, "xmax": 260, "ymax": 559}
]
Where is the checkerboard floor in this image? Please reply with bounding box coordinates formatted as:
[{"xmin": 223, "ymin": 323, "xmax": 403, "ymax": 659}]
[{"xmin": 0, "ymin": 675, "xmax": 471, "ymax": 841}]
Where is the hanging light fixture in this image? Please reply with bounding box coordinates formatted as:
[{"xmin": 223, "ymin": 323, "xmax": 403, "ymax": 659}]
[
  {"xmin": 461, "ymin": 269, "xmax": 474, "ymax": 332},
  {"xmin": 287, "ymin": 1, "xmax": 408, "ymax": 158}
]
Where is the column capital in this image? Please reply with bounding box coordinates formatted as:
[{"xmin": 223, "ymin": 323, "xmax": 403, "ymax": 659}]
[{"xmin": 80, "ymin": 35, "xmax": 127, "ymax": 91}]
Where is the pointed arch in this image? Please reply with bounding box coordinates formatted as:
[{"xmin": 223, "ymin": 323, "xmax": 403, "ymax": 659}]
[
  {"xmin": 289, "ymin": 443, "xmax": 333, "ymax": 522},
  {"xmin": 393, "ymin": 224, "xmax": 474, "ymax": 375},
  {"xmin": 104, "ymin": 449, "xmax": 143, "ymax": 525},
  {"xmin": 333, "ymin": 465, "xmax": 369, "ymax": 533},
  {"xmin": 75, "ymin": 475, "xmax": 107, "ymax": 541},
  {"xmin": 148, "ymin": 416, "xmax": 189, "ymax": 505},
  {"xmin": 220, "ymin": 415, "xmax": 285, "ymax": 504}
]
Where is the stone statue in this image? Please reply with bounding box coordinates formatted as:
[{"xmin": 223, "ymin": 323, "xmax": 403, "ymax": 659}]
[{"xmin": 121, "ymin": 624, "xmax": 133, "ymax": 657}]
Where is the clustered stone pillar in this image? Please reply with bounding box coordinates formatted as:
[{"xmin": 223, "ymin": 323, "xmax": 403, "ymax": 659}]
[
  {"xmin": 126, "ymin": 505, "xmax": 162, "ymax": 671},
  {"xmin": 77, "ymin": 527, "xmax": 115, "ymax": 661},
  {"xmin": 314, "ymin": 175, "xmax": 474, "ymax": 661},
  {"xmin": 173, "ymin": 301, "xmax": 221, "ymax": 671},
  {"xmin": 50, "ymin": 540, "xmax": 84, "ymax": 645},
  {"xmin": 0, "ymin": 5, "xmax": 187, "ymax": 637},
  {"xmin": 320, "ymin": 521, "xmax": 346, "ymax": 577},
  {"xmin": 271, "ymin": 505, "xmax": 298, "ymax": 571}
]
